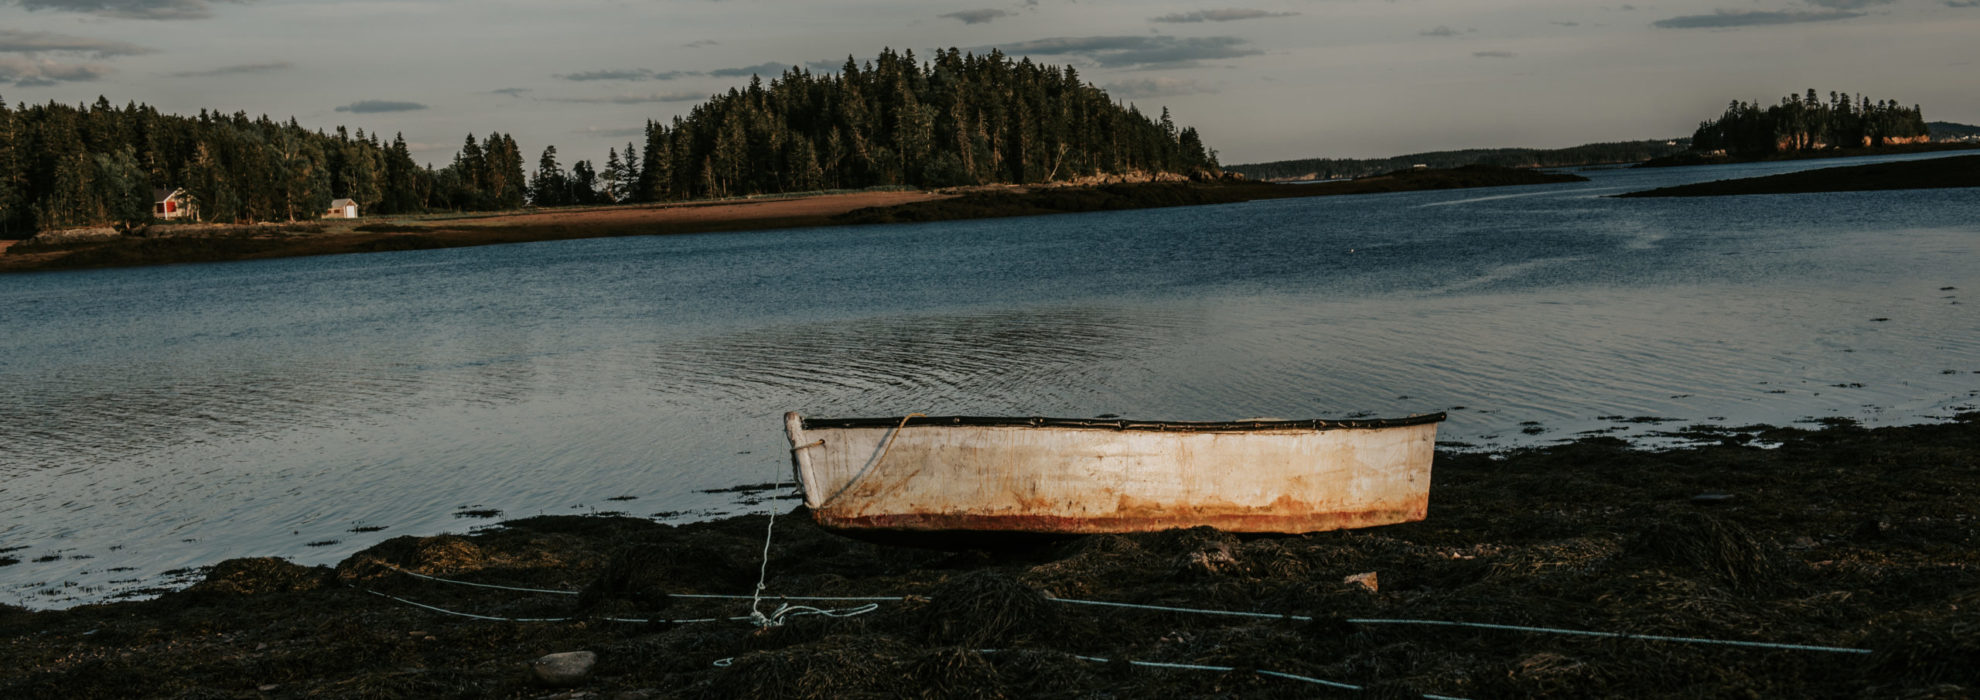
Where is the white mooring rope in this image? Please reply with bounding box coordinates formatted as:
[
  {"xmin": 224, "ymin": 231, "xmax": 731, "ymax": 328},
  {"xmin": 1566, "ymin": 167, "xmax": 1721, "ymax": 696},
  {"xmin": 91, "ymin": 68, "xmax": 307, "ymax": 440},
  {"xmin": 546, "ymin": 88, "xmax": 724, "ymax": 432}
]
[
  {"xmin": 362, "ymin": 587, "xmax": 877, "ymax": 625},
  {"xmin": 373, "ymin": 561, "xmax": 1871, "ymax": 655},
  {"xmin": 380, "ymin": 563, "xmax": 900, "ymax": 601},
  {"xmin": 380, "ymin": 563, "xmax": 577, "ymax": 596},
  {"xmin": 983, "ymin": 649, "xmax": 1473, "ymax": 700},
  {"xmin": 1046, "ymin": 597, "xmax": 1873, "ymax": 655}
]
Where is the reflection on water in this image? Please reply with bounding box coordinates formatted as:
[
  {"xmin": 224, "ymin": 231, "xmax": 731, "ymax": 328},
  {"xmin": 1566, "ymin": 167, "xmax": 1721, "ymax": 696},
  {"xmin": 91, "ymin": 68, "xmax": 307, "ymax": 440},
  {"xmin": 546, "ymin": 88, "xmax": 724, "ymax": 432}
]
[
  {"xmin": 640, "ymin": 308, "xmax": 1174, "ymax": 410},
  {"xmin": 3, "ymin": 152, "xmax": 1979, "ymax": 606}
]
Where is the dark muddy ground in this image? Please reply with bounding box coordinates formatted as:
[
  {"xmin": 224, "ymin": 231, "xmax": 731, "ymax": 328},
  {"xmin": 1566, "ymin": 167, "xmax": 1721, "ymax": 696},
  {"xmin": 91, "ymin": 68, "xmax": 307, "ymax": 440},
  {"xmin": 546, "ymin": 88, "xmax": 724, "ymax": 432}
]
[
  {"xmin": 1619, "ymin": 154, "xmax": 1980, "ymax": 198},
  {"xmin": 4, "ymin": 415, "xmax": 1976, "ymax": 698}
]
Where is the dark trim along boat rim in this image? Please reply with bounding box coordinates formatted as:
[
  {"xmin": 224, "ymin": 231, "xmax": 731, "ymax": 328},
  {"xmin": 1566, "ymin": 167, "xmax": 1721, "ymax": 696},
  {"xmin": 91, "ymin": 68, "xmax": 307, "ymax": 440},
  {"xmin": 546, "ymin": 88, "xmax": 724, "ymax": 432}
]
[{"xmin": 800, "ymin": 413, "xmax": 1448, "ymax": 432}]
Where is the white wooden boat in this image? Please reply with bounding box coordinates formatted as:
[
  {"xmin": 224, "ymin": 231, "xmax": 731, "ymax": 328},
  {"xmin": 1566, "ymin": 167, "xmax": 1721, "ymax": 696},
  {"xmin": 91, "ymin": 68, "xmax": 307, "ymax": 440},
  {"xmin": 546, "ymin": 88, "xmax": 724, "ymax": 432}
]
[{"xmin": 783, "ymin": 412, "xmax": 1445, "ymax": 535}]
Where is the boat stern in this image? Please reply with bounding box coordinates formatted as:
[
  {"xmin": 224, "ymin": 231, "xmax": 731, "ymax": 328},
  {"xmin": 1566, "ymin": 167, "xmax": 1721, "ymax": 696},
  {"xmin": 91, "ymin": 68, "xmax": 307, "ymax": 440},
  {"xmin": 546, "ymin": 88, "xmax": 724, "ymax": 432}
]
[{"xmin": 783, "ymin": 412, "xmax": 824, "ymax": 509}]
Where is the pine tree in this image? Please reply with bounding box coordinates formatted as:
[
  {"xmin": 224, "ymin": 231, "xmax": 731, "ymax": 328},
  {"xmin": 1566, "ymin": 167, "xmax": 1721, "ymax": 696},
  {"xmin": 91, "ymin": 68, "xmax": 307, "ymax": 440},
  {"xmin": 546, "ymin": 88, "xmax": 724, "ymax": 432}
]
[
  {"xmin": 531, "ymin": 145, "xmax": 566, "ymax": 207},
  {"xmin": 458, "ymin": 133, "xmax": 486, "ymax": 202},
  {"xmin": 570, "ymin": 159, "xmax": 597, "ymax": 205},
  {"xmin": 93, "ymin": 146, "xmax": 152, "ymax": 226},
  {"xmin": 600, "ymin": 148, "xmax": 624, "ymax": 204},
  {"xmin": 499, "ymin": 134, "xmax": 527, "ymax": 208},
  {"xmin": 380, "ymin": 133, "xmax": 421, "ymax": 215},
  {"xmin": 621, "ymin": 140, "xmax": 641, "ymax": 194},
  {"xmin": 0, "ymin": 95, "xmax": 20, "ymax": 237},
  {"xmin": 712, "ymin": 118, "xmax": 746, "ymax": 197}
]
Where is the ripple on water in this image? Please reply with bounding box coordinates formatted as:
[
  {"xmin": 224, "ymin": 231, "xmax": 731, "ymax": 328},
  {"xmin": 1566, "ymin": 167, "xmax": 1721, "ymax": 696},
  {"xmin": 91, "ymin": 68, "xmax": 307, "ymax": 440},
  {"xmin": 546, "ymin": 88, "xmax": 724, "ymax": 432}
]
[{"xmin": 4, "ymin": 157, "xmax": 1980, "ymax": 606}]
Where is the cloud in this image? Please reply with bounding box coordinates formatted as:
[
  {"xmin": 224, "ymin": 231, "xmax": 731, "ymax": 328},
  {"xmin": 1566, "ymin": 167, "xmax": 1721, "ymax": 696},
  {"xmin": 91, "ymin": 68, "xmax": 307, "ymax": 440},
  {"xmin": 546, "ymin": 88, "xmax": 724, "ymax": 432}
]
[
  {"xmin": 0, "ymin": 28, "xmax": 149, "ymax": 85},
  {"xmin": 0, "ymin": 55, "xmax": 112, "ymax": 85},
  {"xmin": 562, "ymin": 69, "xmax": 655, "ymax": 81},
  {"xmin": 335, "ymin": 100, "xmax": 428, "ymax": 113},
  {"xmin": 1150, "ymin": 9, "xmax": 1296, "ymax": 23},
  {"xmin": 986, "ymin": 35, "xmax": 1260, "ymax": 68},
  {"xmin": 1551, "ymin": 21, "xmax": 1581, "ymax": 27},
  {"xmin": 575, "ymin": 126, "xmax": 647, "ymax": 138},
  {"xmin": 708, "ymin": 61, "xmax": 792, "ymax": 78},
  {"xmin": 1419, "ymin": 25, "xmax": 1463, "ymax": 37},
  {"xmin": 548, "ymin": 92, "xmax": 704, "ymax": 104},
  {"xmin": 1950, "ymin": 1, "xmax": 1980, "ymax": 7},
  {"xmin": 164, "ymin": 60, "xmax": 290, "ymax": 78},
  {"xmin": 560, "ymin": 68, "xmax": 695, "ymax": 82},
  {"xmin": 492, "ymin": 87, "xmax": 531, "ymax": 97},
  {"xmin": 10, "ymin": 0, "xmax": 253, "ymax": 20},
  {"xmin": 942, "ymin": 8, "xmax": 1009, "ymax": 24},
  {"xmin": 1652, "ymin": 10, "xmax": 1863, "ymax": 28},
  {"xmin": 1102, "ymin": 76, "xmax": 1213, "ymax": 98},
  {"xmin": 0, "ymin": 29, "xmax": 153, "ymax": 58},
  {"xmin": 1803, "ymin": 0, "xmax": 1893, "ymax": 7},
  {"xmin": 684, "ymin": 39, "xmax": 718, "ymax": 48},
  {"xmin": 806, "ymin": 59, "xmax": 843, "ymax": 72},
  {"xmin": 1473, "ymin": 50, "xmax": 1516, "ymax": 58}
]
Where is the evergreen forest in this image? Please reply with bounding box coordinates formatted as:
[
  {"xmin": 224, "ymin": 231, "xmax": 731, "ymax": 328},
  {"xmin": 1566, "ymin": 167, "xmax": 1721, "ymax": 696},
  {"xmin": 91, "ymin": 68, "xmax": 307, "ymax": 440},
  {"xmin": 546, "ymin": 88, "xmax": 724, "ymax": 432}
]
[
  {"xmin": 1929, "ymin": 121, "xmax": 1980, "ymax": 141},
  {"xmin": 1689, "ymin": 90, "xmax": 1930, "ymax": 156},
  {"xmin": 0, "ymin": 96, "xmax": 530, "ymax": 237},
  {"xmin": 616, "ymin": 48, "xmax": 1217, "ymax": 203},
  {"xmin": 0, "ymin": 47, "xmax": 1221, "ymax": 237}
]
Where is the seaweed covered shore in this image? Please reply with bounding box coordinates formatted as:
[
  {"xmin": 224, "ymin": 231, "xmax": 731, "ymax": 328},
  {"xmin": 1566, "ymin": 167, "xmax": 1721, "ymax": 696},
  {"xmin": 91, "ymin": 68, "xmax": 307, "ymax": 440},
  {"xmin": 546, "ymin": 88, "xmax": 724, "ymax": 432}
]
[
  {"xmin": 1620, "ymin": 154, "xmax": 1980, "ymax": 198},
  {"xmin": 5, "ymin": 415, "xmax": 1977, "ymax": 698}
]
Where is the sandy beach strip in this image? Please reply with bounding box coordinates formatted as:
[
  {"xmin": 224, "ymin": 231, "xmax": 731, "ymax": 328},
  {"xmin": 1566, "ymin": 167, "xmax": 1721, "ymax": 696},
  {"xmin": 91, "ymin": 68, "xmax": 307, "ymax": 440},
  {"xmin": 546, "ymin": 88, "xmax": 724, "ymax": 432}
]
[{"xmin": 455, "ymin": 190, "xmax": 951, "ymax": 230}]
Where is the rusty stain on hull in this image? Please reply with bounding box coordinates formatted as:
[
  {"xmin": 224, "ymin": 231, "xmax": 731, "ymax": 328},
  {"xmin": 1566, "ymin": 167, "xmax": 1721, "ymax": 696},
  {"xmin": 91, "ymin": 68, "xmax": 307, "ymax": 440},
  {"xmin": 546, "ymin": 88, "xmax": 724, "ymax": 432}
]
[
  {"xmin": 814, "ymin": 500, "xmax": 1428, "ymax": 534},
  {"xmin": 785, "ymin": 412, "xmax": 1443, "ymax": 535}
]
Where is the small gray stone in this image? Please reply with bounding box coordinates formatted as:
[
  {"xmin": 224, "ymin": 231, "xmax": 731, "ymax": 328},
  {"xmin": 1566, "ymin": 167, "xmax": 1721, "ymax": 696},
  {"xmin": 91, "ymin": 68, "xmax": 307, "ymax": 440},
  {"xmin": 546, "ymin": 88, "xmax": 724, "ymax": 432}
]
[{"xmin": 532, "ymin": 651, "xmax": 597, "ymax": 686}]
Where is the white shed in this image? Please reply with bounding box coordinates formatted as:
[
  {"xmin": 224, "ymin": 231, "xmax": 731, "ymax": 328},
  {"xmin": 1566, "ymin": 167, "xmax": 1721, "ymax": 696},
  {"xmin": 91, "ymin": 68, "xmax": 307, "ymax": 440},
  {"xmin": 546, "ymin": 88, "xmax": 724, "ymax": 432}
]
[
  {"xmin": 154, "ymin": 188, "xmax": 195, "ymax": 220},
  {"xmin": 324, "ymin": 198, "xmax": 359, "ymax": 219}
]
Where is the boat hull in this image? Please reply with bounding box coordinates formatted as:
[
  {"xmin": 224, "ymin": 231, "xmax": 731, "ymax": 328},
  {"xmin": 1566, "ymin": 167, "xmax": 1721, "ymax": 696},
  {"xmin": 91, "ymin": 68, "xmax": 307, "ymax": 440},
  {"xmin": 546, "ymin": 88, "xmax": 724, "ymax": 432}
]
[{"xmin": 784, "ymin": 413, "xmax": 1443, "ymax": 535}]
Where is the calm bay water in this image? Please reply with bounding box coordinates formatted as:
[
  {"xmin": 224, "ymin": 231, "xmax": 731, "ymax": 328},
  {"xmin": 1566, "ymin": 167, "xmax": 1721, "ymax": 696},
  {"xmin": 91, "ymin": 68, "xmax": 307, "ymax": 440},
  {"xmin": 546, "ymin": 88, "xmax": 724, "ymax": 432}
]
[{"xmin": 4, "ymin": 152, "xmax": 1979, "ymax": 606}]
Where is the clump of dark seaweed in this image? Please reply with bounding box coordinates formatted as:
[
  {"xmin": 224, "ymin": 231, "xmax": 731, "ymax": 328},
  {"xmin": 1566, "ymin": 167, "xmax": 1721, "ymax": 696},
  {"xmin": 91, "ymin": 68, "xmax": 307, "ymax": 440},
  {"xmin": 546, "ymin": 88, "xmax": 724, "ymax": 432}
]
[
  {"xmin": 334, "ymin": 534, "xmax": 486, "ymax": 583},
  {"xmin": 1146, "ymin": 526, "xmax": 1246, "ymax": 579},
  {"xmin": 182, "ymin": 557, "xmax": 332, "ymax": 597},
  {"xmin": 576, "ymin": 543, "xmax": 684, "ymax": 616},
  {"xmin": 902, "ymin": 647, "xmax": 1008, "ymax": 700},
  {"xmin": 1630, "ymin": 513, "xmax": 1789, "ymax": 594},
  {"xmin": 977, "ymin": 649, "xmax": 1101, "ymax": 699},
  {"xmin": 697, "ymin": 635, "xmax": 914, "ymax": 700},
  {"xmin": 1864, "ymin": 612, "xmax": 1980, "ymax": 687},
  {"xmin": 919, "ymin": 570, "xmax": 1059, "ymax": 646}
]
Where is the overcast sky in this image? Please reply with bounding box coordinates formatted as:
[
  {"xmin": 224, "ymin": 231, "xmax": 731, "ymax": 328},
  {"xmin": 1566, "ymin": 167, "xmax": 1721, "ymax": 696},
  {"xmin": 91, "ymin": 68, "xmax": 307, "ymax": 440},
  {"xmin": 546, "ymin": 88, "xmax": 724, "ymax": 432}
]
[{"xmin": 2, "ymin": 0, "xmax": 1976, "ymax": 167}]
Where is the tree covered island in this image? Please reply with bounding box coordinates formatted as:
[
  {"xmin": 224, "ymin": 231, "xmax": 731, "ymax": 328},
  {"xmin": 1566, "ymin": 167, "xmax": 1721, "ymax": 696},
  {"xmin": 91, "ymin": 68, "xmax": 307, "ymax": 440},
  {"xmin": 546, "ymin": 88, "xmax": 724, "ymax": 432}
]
[
  {"xmin": 1690, "ymin": 89, "xmax": 1931, "ymax": 156},
  {"xmin": 0, "ymin": 47, "xmax": 1220, "ymax": 238},
  {"xmin": 1629, "ymin": 89, "xmax": 1957, "ymax": 168}
]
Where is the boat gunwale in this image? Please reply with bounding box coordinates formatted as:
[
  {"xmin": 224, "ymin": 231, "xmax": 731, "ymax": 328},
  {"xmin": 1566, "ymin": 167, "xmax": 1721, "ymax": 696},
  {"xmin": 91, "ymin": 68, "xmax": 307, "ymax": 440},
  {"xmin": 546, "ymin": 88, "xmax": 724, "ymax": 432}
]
[{"xmin": 798, "ymin": 413, "xmax": 1446, "ymax": 432}]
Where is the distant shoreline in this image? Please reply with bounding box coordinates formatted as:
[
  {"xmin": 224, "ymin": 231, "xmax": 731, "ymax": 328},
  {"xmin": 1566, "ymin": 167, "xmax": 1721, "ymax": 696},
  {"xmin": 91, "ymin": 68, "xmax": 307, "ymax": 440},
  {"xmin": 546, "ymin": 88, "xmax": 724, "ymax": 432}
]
[
  {"xmin": 1634, "ymin": 141, "xmax": 1979, "ymax": 168},
  {"xmin": 0, "ymin": 190, "xmax": 948, "ymax": 274},
  {"xmin": 0, "ymin": 166, "xmax": 1582, "ymax": 274}
]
